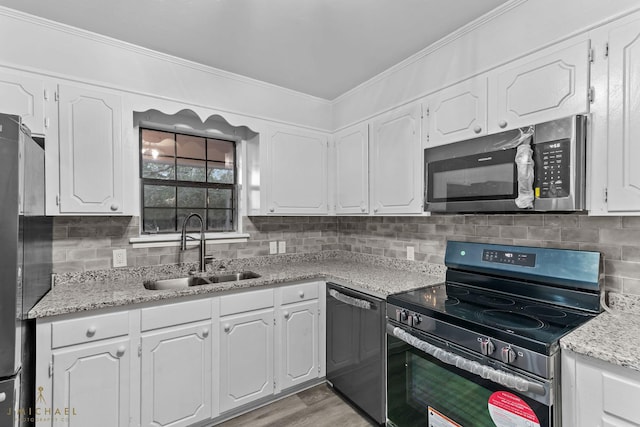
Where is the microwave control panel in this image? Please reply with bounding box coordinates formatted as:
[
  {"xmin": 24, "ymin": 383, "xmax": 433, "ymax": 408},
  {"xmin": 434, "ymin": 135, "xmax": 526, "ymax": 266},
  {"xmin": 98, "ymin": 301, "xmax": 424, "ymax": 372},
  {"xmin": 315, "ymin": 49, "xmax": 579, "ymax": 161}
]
[{"xmin": 534, "ymin": 138, "xmax": 570, "ymax": 198}]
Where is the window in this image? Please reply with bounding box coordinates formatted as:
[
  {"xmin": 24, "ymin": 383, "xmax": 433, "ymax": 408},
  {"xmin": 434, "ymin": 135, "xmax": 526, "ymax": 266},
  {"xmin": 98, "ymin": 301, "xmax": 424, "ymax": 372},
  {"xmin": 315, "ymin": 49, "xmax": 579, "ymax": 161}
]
[{"xmin": 140, "ymin": 128, "xmax": 236, "ymax": 233}]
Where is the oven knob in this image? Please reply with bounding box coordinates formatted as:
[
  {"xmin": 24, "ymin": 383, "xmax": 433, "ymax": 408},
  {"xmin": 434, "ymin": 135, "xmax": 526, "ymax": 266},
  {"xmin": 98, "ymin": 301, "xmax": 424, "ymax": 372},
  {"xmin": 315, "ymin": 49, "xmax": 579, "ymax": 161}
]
[
  {"xmin": 396, "ymin": 309, "xmax": 408, "ymax": 322},
  {"xmin": 501, "ymin": 346, "xmax": 517, "ymax": 363},
  {"xmin": 408, "ymin": 314, "xmax": 421, "ymax": 327},
  {"xmin": 480, "ymin": 338, "xmax": 495, "ymax": 355}
]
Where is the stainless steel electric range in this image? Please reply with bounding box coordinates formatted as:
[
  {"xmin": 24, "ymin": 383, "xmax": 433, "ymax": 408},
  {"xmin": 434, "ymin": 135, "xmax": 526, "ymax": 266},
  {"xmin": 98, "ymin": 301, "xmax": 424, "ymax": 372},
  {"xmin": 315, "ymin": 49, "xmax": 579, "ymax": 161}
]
[{"xmin": 386, "ymin": 241, "xmax": 601, "ymax": 427}]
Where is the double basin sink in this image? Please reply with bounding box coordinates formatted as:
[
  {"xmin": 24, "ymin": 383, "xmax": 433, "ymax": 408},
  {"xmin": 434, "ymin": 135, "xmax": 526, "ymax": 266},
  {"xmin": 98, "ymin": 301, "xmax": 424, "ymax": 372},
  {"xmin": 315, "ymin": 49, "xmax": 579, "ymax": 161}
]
[{"xmin": 144, "ymin": 271, "xmax": 261, "ymax": 290}]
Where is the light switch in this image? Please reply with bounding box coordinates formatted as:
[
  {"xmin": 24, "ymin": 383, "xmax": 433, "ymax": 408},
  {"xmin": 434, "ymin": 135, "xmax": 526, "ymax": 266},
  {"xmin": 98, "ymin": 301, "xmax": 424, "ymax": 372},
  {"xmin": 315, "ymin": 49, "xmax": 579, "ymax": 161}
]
[
  {"xmin": 278, "ymin": 241, "xmax": 286, "ymax": 254},
  {"xmin": 269, "ymin": 241, "xmax": 278, "ymax": 255},
  {"xmin": 113, "ymin": 249, "xmax": 127, "ymax": 267}
]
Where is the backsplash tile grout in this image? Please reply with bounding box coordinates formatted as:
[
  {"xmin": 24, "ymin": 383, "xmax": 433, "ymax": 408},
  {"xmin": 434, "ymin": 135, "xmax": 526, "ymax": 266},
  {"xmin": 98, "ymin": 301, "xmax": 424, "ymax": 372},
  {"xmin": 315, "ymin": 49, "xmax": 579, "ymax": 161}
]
[{"xmin": 51, "ymin": 213, "xmax": 640, "ymax": 296}]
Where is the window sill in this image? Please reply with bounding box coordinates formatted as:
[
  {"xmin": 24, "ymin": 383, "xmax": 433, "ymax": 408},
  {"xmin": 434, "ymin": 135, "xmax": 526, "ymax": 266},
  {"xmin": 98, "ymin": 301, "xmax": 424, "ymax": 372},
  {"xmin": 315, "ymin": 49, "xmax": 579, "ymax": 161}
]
[{"xmin": 129, "ymin": 232, "xmax": 250, "ymax": 249}]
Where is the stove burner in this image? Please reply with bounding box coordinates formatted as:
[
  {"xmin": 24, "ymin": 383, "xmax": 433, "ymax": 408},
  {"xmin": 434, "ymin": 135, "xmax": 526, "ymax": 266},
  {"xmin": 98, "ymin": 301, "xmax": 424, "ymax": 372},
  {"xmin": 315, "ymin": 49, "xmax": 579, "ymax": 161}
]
[
  {"xmin": 481, "ymin": 310, "xmax": 545, "ymax": 331},
  {"xmin": 445, "ymin": 286, "xmax": 469, "ymax": 297},
  {"xmin": 523, "ymin": 305, "xmax": 568, "ymax": 319},
  {"xmin": 476, "ymin": 295, "xmax": 516, "ymax": 307},
  {"xmin": 444, "ymin": 297, "xmax": 460, "ymax": 306}
]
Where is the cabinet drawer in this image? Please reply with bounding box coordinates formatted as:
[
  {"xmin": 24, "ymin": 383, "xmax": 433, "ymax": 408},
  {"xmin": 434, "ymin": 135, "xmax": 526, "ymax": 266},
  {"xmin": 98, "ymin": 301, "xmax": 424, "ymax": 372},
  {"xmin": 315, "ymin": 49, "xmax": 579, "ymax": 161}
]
[
  {"xmin": 141, "ymin": 299, "xmax": 211, "ymax": 331},
  {"xmin": 51, "ymin": 312, "xmax": 129, "ymax": 348},
  {"xmin": 220, "ymin": 288, "xmax": 274, "ymax": 316},
  {"xmin": 281, "ymin": 282, "xmax": 319, "ymax": 305}
]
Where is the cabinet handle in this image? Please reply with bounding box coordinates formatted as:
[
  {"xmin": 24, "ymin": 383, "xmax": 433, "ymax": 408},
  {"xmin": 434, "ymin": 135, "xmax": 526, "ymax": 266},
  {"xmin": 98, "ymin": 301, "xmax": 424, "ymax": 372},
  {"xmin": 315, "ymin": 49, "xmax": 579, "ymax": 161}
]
[
  {"xmin": 374, "ymin": 207, "xmax": 379, "ymax": 213},
  {"xmin": 110, "ymin": 203, "xmax": 119, "ymax": 211},
  {"xmin": 202, "ymin": 328, "xmax": 210, "ymax": 338},
  {"xmin": 269, "ymin": 206, "xmax": 275, "ymax": 213},
  {"xmin": 284, "ymin": 311, "xmax": 290, "ymax": 319},
  {"xmin": 498, "ymin": 120, "xmax": 508, "ymax": 129},
  {"xmin": 116, "ymin": 346, "xmax": 126, "ymax": 357},
  {"xmin": 360, "ymin": 203, "xmax": 366, "ymax": 212},
  {"xmin": 0, "ymin": 392, "xmax": 6, "ymax": 403},
  {"xmin": 299, "ymin": 291, "xmax": 305, "ymax": 298},
  {"xmin": 473, "ymin": 125, "xmax": 482, "ymax": 134},
  {"xmin": 86, "ymin": 326, "xmax": 97, "ymax": 337},
  {"xmin": 224, "ymin": 324, "xmax": 230, "ymax": 333}
]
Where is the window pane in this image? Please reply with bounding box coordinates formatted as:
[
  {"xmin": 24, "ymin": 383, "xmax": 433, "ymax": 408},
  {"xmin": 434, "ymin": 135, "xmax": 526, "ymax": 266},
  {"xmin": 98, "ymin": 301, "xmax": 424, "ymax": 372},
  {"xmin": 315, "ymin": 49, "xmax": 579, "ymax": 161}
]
[
  {"xmin": 142, "ymin": 156, "xmax": 175, "ymax": 180},
  {"xmin": 143, "ymin": 185, "xmax": 176, "ymax": 208},
  {"xmin": 177, "ymin": 209, "xmax": 206, "ymax": 232},
  {"xmin": 177, "ymin": 187, "xmax": 206, "ymax": 208},
  {"xmin": 207, "ymin": 139, "xmax": 234, "ymax": 163},
  {"xmin": 143, "ymin": 208, "xmax": 175, "ymax": 233},
  {"xmin": 208, "ymin": 209, "xmax": 233, "ymax": 231},
  {"xmin": 176, "ymin": 134, "xmax": 206, "ymax": 159},
  {"xmin": 142, "ymin": 130, "xmax": 175, "ymax": 158},
  {"xmin": 208, "ymin": 188, "xmax": 233, "ymax": 209},
  {"xmin": 208, "ymin": 161, "xmax": 234, "ymax": 183},
  {"xmin": 176, "ymin": 159, "xmax": 206, "ymax": 182}
]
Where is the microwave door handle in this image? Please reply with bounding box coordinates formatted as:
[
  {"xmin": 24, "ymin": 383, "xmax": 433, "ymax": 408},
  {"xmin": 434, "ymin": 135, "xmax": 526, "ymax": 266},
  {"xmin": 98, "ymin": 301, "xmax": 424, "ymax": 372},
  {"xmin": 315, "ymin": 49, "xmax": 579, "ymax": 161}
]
[
  {"xmin": 391, "ymin": 326, "xmax": 546, "ymax": 396},
  {"xmin": 328, "ymin": 289, "xmax": 373, "ymax": 310}
]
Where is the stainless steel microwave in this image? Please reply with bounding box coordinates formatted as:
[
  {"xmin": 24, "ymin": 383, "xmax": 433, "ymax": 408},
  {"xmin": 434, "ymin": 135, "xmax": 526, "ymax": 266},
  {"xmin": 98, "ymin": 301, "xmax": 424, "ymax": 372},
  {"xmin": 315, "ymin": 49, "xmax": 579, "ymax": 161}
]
[{"xmin": 424, "ymin": 115, "xmax": 587, "ymax": 213}]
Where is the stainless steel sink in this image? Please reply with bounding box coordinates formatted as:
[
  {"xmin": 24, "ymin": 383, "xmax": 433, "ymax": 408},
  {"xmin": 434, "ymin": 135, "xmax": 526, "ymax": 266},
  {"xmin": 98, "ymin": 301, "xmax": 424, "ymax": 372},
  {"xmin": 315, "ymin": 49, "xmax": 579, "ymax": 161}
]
[{"xmin": 143, "ymin": 271, "xmax": 261, "ymax": 290}]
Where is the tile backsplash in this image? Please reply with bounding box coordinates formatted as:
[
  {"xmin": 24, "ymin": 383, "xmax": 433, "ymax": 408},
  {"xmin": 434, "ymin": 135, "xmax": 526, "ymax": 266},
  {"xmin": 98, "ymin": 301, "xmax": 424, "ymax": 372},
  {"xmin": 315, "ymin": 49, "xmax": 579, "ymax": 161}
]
[{"xmin": 52, "ymin": 213, "xmax": 640, "ymax": 296}]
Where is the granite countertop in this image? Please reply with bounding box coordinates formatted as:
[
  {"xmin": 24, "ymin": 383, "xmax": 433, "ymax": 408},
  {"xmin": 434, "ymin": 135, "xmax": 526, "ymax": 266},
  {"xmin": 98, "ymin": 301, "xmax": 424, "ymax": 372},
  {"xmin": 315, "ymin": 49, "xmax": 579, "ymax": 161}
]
[
  {"xmin": 30, "ymin": 252, "xmax": 445, "ymax": 319},
  {"xmin": 560, "ymin": 293, "xmax": 640, "ymax": 372}
]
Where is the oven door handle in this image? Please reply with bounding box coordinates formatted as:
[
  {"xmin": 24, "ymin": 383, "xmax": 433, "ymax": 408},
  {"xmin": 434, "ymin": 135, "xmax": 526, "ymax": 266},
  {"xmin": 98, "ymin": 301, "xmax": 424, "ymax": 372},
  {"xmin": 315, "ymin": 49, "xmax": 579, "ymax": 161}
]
[
  {"xmin": 391, "ymin": 326, "xmax": 546, "ymax": 396},
  {"xmin": 328, "ymin": 289, "xmax": 373, "ymax": 310}
]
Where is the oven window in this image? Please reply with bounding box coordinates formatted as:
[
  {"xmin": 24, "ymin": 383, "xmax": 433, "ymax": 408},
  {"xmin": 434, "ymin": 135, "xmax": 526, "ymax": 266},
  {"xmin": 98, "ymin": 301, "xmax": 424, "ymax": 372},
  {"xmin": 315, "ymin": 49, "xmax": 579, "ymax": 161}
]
[
  {"xmin": 428, "ymin": 148, "xmax": 517, "ymax": 202},
  {"xmin": 387, "ymin": 335, "xmax": 550, "ymax": 427}
]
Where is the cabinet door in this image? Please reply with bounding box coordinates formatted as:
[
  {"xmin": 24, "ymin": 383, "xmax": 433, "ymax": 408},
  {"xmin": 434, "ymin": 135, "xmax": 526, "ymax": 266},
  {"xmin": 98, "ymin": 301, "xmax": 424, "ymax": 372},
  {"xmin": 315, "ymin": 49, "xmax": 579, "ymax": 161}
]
[
  {"xmin": 334, "ymin": 123, "xmax": 369, "ymax": 214},
  {"xmin": 606, "ymin": 18, "xmax": 640, "ymax": 211},
  {"xmin": 266, "ymin": 127, "xmax": 328, "ymax": 214},
  {"xmin": 425, "ymin": 77, "xmax": 487, "ymax": 147},
  {"xmin": 0, "ymin": 71, "xmax": 47, "ymax": 135},
  {"xmin": 51, "ymin": 338, "xmax": 130, "ymax": 427},
  {"xmin": 141, "ymin": 322, "xmax": 212, "ymax": 427},
  {"xmin": 277, "ymin": 300, "xmax": 319, "ymax": 390},
  {"xmin": 370, "ymin": 103, "xmax": 422, "ymax": 214},
  {"xmin": 219, "ymin": 310, "xmax": 274, "ymax": 413},
  {"xmin": 488, "ymin": 40, "xmax": 590, "ymax": 133},
  {"xmin": 58, "ymin": 84, "xmax": 123, "ymax": 214}
]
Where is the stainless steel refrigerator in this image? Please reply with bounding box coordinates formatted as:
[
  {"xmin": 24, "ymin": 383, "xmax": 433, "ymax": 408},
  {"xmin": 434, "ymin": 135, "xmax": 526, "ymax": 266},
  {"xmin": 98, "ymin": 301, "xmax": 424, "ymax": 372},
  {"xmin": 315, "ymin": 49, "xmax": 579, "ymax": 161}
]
[{"xmin": 0, "ymin": 113, "xmax": 52, "ymax": 427}]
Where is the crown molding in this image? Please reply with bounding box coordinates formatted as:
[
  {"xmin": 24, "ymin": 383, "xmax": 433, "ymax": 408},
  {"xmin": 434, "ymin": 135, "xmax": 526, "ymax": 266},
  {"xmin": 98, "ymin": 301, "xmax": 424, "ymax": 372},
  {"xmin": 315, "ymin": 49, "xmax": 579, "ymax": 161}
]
[{"xmin": 0, "ymin": 5, "xmax": 332, "ymax": 106}]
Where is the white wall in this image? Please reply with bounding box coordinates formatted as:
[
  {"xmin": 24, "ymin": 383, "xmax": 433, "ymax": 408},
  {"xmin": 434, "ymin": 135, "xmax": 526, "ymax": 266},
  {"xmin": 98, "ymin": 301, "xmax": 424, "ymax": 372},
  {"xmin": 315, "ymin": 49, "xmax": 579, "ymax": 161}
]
[
  {"xmin": 332, "ymin": 0, "xmax": 640, "ymax": 130},
  {"xmin": 0, "ymin": 7, "xmax": 332, "ymax": 132}
]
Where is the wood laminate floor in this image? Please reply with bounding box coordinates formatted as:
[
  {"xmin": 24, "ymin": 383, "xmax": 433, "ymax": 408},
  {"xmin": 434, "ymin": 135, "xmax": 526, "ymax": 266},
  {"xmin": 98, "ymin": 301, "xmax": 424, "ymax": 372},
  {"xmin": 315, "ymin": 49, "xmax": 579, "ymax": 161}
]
[{"xmin": 218, "ymin": 384, "xmax": 376, "ymax": 427}]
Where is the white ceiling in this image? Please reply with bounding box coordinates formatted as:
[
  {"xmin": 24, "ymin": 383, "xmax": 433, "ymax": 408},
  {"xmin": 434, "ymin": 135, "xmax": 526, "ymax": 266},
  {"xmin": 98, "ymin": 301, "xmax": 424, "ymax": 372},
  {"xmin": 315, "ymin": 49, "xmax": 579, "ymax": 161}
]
[{"xmin": 0, "ymin": 0, "xmax": 508, "ymax": 100}]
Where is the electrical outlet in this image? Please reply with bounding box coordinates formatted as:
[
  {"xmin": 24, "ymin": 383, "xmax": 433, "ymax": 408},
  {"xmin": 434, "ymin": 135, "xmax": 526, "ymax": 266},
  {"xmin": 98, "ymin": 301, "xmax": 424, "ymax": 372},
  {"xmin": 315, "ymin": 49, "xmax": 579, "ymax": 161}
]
[
  {"xmin": 406, "ymin": 246, "xmax": 415, "ymax": 261},
  {"xmin": 113, "ymin": 249, "xmax": 127, "ymax": 268},
  {"xmin": 269, "ymin": 241, "xmax": 278, "ymax": 255},
  {"xmin": 278, "ymin": 241, "xmax": 286, "ymax": 254}
]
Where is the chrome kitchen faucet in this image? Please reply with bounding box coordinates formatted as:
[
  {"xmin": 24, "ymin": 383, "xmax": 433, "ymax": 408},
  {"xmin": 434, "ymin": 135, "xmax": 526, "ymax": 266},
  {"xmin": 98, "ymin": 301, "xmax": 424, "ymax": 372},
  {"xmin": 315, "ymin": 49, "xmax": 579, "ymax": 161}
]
[{"xmin": 180, "ymin": 212, "xmax": 208, "ymax": 273}]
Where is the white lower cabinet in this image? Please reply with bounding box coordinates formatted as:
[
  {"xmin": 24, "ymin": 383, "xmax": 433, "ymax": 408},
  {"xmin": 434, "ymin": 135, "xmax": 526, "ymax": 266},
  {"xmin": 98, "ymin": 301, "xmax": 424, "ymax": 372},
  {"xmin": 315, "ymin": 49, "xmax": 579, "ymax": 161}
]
[
  {"xmin": 562, "ymin": 350, "xmax": 640, "ymax": 427},
  {"xmin": 140, "ymin": 321, "xmax": 212, "ymax": 427},
  {"xmin": 36, "ymin": 281, "xmax": 325, "ymax": 427},
  {"xmin": 219, "ymin": 309, "xmax": 275, "ymax": 412},
  {"xmin": 51, "ymin": 338, "xmax": 130, "ymax": 427}
]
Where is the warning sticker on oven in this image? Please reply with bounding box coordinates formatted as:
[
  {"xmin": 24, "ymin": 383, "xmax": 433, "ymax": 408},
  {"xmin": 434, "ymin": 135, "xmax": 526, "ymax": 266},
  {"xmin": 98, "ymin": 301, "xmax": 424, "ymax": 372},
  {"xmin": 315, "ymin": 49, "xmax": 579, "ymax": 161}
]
[
  {"xmin": 488, "ymin": 391, "xmax": 541, "ymax": 427},
  {"xmin": 428, "ymin": 406, "xmax": 462, "ymax": 427}
]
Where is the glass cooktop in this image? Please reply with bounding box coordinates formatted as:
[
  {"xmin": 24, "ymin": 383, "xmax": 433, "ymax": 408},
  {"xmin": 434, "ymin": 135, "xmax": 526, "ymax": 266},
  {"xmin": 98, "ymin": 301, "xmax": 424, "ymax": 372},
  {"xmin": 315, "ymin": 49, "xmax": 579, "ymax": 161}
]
[{"xmin": 387, "ymin": 282, "xmax": 596, "ymax": 350}]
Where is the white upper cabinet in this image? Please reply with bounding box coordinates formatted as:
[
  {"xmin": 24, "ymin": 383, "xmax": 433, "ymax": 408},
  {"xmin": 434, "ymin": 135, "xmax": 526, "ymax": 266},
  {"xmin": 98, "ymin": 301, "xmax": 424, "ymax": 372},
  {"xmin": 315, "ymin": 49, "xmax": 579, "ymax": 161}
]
[
  {"xmin": 488, "ymin": 39, "xmax": 591, "ymax": 133},
  {"xmin": 424, "ymin": 77, "xmax": 488, "ymax": 147},
  {"xmin": 370, "ymin": 103, "xmax": 422, "ymax": 214},
  {"xmin": 334, "ymin": 123, "xmax": 369, "ymax": 214},
  {"xmin": 603, "ymin": 15, "xmax": 640, "ymax": 212},
  {"xmin": 0, "ymin": 71, "xmax": 48, "ymax": 136},
  {"xmin": 265, "ymin": 126, "xmax": 328, "ymax": 214},
  {"xmin": 57, "ymin": 84, "xmax": 124, "ymax": 214}
]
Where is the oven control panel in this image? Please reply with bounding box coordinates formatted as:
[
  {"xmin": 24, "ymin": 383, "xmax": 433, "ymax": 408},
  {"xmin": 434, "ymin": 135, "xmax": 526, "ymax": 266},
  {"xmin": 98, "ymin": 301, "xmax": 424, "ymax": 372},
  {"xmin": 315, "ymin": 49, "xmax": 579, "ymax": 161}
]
[
  {"xmin": 394, "ymin": 308, "xmax": 422, "ymax": 328},
  {"xmin": 482, "ymin": 249, "xmax": 536, "ymax": 267}
]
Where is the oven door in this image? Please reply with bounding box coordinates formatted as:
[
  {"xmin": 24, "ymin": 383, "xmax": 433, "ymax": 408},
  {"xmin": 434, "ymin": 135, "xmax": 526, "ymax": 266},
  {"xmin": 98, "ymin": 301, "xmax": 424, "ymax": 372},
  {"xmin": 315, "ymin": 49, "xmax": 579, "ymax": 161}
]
[{"xmin": 387, "ymin": 324, "xmax": 554, "ymax": 427}]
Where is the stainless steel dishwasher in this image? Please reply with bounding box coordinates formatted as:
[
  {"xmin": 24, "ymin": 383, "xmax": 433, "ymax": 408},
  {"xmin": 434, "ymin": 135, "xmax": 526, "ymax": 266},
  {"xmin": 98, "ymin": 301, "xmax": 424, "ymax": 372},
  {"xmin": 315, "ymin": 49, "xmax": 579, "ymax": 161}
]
[{"xmin": 326, "ymin": 282, "xmax": 385, "ymax": 425}]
